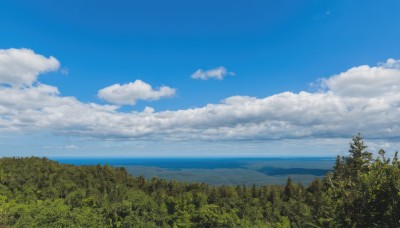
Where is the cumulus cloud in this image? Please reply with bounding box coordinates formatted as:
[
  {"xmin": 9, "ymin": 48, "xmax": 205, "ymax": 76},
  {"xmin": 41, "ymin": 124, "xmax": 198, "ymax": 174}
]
[
  {"xmin": 0, "ymin": 48, "xmax": 60, "ymax": 87},
  {"xmin": 191, "ymin": 66, "xmax": 234, "ymax": 80},
  {"xmin": 1, "ymin": 49, "xmax": 400, "ymax": 143},
  {"xmin": 322, "ymin": 59, "xmax": 400, "ymax": 97},
  {"xmin": 98, "ymin": 80, "xmax": 176, "ymax": 105}
]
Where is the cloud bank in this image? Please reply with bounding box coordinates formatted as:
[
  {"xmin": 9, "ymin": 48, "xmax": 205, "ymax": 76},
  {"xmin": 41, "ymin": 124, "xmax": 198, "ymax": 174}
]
[
  {"xmin": 1, "ymin": 48, "xmax": 400, "ymax": 143},
  {"xmin": 98, "ymin": 80, "xmax": 176, "ymax": 105},
  {"xmin": 191, "ymin": 66, "xmax": 234, "ymax": 80},
  {"xmin": 0, "ymin": 48, "xmax": 60, "ymax": 87}
]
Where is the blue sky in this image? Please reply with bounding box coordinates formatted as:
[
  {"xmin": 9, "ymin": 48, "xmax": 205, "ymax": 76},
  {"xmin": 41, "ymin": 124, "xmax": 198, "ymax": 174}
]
[{"xmin": 1, "ymin": 0, "xmax": 400, "ymax": 157}]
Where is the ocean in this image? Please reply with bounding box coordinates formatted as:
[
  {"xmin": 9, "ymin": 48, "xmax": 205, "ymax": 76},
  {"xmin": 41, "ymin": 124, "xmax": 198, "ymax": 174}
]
[{"xmin": 52, "ymin": 157, "xmax": 335, "ymax": 185}]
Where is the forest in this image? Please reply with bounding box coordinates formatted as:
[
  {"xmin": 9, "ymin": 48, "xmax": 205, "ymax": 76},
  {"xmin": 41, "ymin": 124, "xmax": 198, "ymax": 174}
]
[{"xmin": 1, "ymin": 135, "xmax": 400, "ymax": 227}]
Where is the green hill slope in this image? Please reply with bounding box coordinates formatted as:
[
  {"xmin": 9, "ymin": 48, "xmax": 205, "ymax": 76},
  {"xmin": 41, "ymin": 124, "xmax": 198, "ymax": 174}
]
[{"xmin": 1, "ymin": 135, "xmax": 399, "ymax": 227}]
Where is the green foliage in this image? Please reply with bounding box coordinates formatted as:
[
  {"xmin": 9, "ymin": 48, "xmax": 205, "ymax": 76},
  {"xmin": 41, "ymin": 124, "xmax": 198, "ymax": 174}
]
[
  {"xmin": 0, "ymin": 134, "xmax": 399, "ymax": 227},
  {"xmin": 326, "ymin": 134, "xmax": 400, "ymax": 227}
]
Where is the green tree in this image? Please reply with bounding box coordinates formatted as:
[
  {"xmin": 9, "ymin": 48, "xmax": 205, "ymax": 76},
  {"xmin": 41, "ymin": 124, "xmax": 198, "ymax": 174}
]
[{"xmin": 346, "ymin": 133, "xmax": 372, "ymax": 177}]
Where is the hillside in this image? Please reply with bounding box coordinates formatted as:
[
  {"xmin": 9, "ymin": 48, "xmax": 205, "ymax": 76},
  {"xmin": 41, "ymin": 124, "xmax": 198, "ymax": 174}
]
[{"xmin": 1, "ymin": 135, "xmax": 400, "ymax": 227}]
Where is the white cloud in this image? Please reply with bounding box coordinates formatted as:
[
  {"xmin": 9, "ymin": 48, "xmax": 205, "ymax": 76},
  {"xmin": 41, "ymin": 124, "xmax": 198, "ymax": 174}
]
[
  {"xmin": 0, "ymin": 48, "xmax": 60, "ymax": 87},
  {"xmin": 143, "ymin": 106, "xmax": 155, "ymax": 114},
  {"xmin": 98, "ymin": 80, "xmax": 176, "ymax": 105},
  {"xmin": 65, "ymin": 144, "xmax": 78, "ymax": 149},
  {"xmin": 1, "ymin": 48, "xmax": 400, "ymax": 147},
  {"xmin": 322, "ymin": 59, "xmax": 400, "ymax": 97},
  {"xmin": 191, "ymin": 66, "xmax": 234, "ymax": 80}
]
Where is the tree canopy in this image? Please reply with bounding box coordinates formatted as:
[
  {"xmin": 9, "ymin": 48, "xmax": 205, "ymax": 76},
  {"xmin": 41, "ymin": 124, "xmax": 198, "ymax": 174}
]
[{"xmin": 0, "ymin": 134, "xmax": 399, "ymax": 227}]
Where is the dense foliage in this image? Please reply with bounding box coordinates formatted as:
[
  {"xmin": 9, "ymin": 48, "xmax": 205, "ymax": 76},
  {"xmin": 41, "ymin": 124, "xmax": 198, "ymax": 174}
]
[{"xmin": 1, "ymin": 135, "xmax": 399, "ymax": 227}]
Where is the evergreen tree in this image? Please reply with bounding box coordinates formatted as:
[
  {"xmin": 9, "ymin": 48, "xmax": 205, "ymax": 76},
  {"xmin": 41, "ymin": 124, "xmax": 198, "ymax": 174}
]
[
  {"xmin": 283, "ymin": 176, "xmax": 294, "ymax": 201},
  {"xmin": 332, "ymin": 155, "xmax": 345, "ymax": 180},
  {"xmin": 346, "ymin": 133, "xmax": 372, "ymax": 177}
]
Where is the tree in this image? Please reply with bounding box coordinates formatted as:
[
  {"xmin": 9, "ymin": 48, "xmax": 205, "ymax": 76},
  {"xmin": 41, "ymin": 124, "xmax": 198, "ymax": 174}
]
[
  {"xmin": 283, "ymin": 177, "xmax": 294, "ymax": 201},
  {"xmin": 346, "ymin": 133, "xmax": 372, "ymax": 177}
]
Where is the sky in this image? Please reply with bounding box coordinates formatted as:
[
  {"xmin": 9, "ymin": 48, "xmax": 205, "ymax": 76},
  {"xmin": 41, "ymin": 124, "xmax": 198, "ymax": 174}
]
[{"xmin": 1, "ymin": 0, "xmax": 400, "ymax": 157}]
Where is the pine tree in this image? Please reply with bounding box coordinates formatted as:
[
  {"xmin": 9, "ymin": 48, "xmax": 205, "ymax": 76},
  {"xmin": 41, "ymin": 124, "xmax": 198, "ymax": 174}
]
[
  {"xmin": 284, "ymin": 177, "xmax": 294, "ymax": 201},
  {"xmin": 332, "ymin": 155, "xmax": 345, "ymax": 180},
  {"xmin": 346, "ymin": 133, "xmax": 372, "ymax": 177}
]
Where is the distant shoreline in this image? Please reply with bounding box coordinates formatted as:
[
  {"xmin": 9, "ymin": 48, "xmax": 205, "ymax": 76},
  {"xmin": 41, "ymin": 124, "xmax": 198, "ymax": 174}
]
[{"xmin": 49, "ymin": 157, "xmax": 335, "ymax": 185}]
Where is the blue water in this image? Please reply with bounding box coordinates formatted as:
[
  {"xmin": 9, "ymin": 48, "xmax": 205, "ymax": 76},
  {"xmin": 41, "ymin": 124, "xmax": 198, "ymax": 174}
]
[
  {"xmin": 52, "ymin": 157, "xmax": 247, "ymax": 168},
  {"xmin": 52, "ymin": 157, "xmax": 335, "ymax": 171},
  {"xmin": 51, "ymin": 157, "xmax": 335, "ymax": 185}
]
